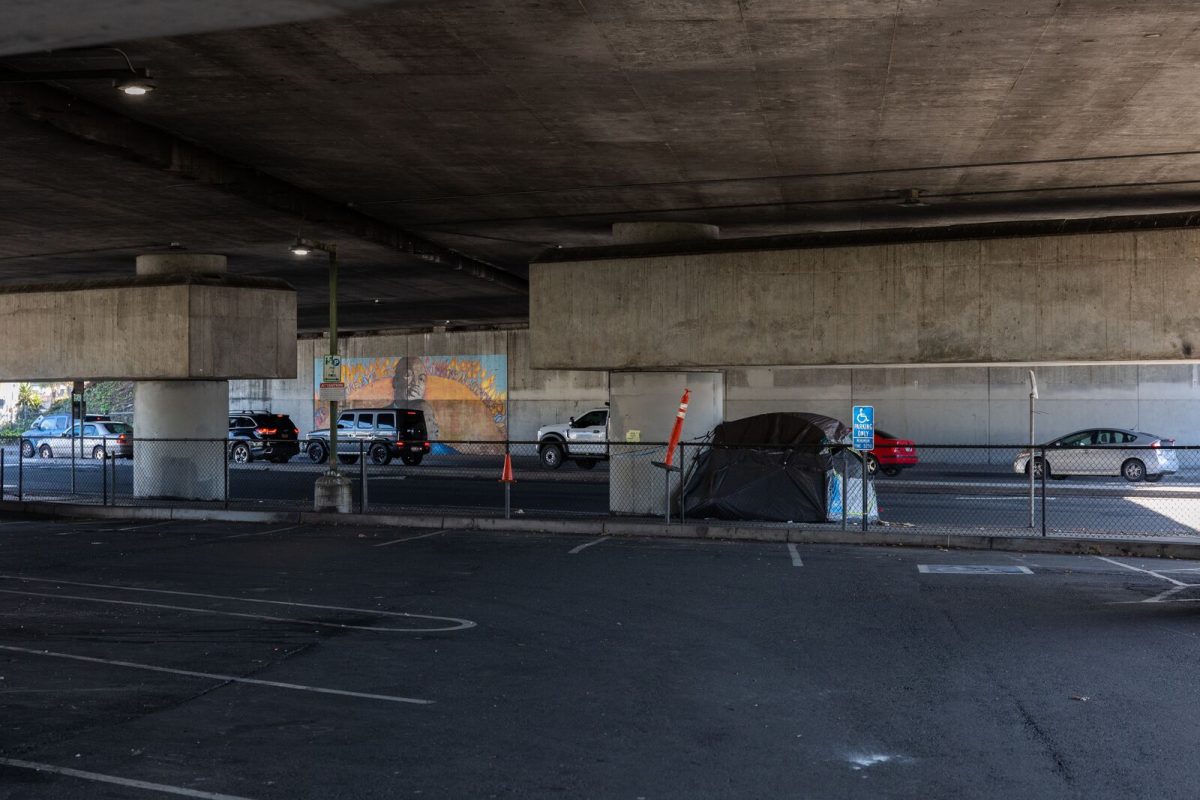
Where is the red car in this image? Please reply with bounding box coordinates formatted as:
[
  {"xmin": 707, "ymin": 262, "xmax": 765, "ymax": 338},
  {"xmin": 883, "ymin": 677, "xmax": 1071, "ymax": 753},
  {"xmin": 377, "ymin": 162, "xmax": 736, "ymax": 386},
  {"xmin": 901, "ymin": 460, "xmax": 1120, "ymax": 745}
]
[{"xmin": 868, "ymin": 429, "xmax": 918, "ymax": 476}]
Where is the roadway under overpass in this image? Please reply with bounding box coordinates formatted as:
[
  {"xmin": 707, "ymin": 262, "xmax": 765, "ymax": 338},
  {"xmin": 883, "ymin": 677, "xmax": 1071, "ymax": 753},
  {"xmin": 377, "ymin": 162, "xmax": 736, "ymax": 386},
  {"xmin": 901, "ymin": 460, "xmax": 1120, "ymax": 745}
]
[{"xmin": 4, "ymin": 0, "xmax": 1200, "ymax": 480}]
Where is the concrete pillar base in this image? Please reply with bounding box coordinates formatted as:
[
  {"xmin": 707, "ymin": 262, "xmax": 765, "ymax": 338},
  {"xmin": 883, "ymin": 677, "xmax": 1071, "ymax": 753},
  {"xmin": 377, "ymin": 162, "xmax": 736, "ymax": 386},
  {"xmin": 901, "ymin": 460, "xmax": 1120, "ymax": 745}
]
[
  {"xmin": 133, "ymin": 380, "xmax": 228, "ymax": 501},
  {"xmin": 314, "ymin": 473, "xmax": 353, "ymax": 513}
]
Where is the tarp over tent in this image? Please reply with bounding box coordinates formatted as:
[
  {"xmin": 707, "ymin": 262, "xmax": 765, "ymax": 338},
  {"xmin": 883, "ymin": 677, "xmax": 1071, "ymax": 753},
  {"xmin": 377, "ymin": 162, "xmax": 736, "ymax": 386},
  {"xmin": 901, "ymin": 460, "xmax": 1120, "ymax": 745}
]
[{"xmin": 678, "ymin": 412, "xmax": 854, "ymax": 523}]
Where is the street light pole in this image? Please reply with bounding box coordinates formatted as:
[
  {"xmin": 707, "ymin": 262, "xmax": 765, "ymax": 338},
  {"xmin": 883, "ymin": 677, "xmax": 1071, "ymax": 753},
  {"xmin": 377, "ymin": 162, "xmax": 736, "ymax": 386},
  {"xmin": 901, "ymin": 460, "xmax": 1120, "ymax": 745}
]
[{"xmin": 292, "ymin": 237, "xmax": 351, "ymax": 511}]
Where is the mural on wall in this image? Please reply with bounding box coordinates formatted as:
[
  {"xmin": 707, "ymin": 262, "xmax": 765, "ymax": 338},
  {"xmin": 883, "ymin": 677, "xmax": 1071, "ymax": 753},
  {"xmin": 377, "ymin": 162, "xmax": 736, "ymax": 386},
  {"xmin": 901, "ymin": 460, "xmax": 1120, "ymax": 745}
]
[{"xmin": 313, "ymin": 355, "xmax": 507, "ymax": 442}]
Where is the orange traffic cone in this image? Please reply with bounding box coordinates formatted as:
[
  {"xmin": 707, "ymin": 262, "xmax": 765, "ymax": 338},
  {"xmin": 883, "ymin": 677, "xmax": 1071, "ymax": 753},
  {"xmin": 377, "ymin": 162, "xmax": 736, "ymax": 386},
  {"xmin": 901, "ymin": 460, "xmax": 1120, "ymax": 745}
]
[{"xmin": 499, "ymin": 452, "xmax": 515, "ymax": 483}]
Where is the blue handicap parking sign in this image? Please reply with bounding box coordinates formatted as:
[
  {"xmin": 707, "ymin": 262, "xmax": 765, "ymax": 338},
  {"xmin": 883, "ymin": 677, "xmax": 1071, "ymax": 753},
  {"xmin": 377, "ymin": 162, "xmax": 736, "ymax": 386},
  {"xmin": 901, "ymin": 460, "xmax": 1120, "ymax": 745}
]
[{"xmin": 852, "ymin": 405, "xmax": 874, "ymax": 450}]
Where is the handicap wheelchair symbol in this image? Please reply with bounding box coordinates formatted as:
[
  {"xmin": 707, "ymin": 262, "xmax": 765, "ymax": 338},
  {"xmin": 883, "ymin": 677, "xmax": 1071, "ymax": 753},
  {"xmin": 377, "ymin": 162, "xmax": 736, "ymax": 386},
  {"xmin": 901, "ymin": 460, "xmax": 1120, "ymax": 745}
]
[{"xmin": 855, "ymin": 408, "xmax": 871, "ymax": 424}]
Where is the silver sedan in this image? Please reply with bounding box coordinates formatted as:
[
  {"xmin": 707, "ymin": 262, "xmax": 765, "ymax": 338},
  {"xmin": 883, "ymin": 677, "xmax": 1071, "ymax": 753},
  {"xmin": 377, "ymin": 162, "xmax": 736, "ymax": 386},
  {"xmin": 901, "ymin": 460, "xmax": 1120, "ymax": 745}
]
[
  {"xmin": 38, "ymin": 421, "xmax": 133, "ymax": 460},
  {"xmin": 1013, "ymin": 428, "xmax": 1178, "ymax": 482}
]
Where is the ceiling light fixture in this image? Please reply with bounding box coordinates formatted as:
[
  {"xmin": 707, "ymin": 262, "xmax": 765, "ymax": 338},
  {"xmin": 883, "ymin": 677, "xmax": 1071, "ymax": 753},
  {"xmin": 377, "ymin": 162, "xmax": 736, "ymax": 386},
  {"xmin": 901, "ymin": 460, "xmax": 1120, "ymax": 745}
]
[
  {"xmin": 0, "ymin": 47, "xmax": 155, "ymax": 96},
  {"xmin": 289, "ymin": 239, "xmax": 312, "ymax": 256}
]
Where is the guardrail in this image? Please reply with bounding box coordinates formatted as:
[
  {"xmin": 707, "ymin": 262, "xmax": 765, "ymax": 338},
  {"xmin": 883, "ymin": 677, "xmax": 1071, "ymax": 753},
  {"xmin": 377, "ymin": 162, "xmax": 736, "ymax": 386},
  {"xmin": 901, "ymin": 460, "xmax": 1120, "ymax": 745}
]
[{"xmin": 3, "ymin": 436, "xmax": 1200, "ymax": 539}]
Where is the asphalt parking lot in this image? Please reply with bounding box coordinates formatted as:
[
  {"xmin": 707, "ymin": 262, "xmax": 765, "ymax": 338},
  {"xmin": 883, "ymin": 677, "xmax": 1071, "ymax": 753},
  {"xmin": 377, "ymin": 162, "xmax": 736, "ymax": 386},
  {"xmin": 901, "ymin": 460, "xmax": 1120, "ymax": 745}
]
[{"xmin": 1, "ymin": 515, "xmax": 1200, "ymax": 799}]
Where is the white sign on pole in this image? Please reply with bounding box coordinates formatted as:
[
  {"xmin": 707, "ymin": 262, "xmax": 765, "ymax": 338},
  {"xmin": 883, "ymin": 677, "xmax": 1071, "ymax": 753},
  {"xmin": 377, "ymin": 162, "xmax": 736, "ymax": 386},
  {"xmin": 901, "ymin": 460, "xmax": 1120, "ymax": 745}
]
[
  {"xmin": 318, "ymin": 382, "xmax": 346, "ymax": 402},
  {"xmin": 321, "ymin": 355, "xmax": 343, "ymax": 383}
]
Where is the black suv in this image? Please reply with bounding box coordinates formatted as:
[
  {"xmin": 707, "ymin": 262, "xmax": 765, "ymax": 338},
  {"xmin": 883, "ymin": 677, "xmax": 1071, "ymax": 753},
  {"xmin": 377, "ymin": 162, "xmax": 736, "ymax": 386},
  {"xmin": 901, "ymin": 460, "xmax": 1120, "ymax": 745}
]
[{"xmin": 228, "ymin": 411, "xmax": 301, "ymax": 464}]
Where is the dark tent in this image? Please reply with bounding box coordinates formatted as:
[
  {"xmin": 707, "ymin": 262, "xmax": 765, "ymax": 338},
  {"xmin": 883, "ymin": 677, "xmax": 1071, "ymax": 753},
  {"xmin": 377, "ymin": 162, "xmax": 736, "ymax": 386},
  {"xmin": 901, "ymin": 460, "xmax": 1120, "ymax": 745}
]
[{"xmin": 678, "ymin": 412, "xmax": 857, "ymax": 523}]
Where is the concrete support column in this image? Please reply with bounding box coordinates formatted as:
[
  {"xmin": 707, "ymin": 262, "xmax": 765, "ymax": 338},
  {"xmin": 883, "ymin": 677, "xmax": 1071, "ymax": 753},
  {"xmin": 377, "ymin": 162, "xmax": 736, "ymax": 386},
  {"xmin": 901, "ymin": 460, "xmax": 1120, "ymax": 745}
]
[{"xmin": 132, "ymin": 253, "xmax": 228, "ymax": 500}]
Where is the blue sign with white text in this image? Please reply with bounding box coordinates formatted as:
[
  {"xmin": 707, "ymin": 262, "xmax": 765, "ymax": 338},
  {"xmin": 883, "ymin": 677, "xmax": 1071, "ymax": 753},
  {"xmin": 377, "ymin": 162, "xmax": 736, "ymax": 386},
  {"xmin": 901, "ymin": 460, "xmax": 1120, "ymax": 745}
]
[{"xmin": 852, "ymin": 405, "xmax": 874, "ymax": 451}]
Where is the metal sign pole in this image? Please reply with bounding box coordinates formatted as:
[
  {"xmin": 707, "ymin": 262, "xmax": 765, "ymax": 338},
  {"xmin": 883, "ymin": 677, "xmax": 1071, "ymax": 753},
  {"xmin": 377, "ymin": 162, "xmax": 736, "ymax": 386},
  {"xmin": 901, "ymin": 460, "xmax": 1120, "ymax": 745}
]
[{"xmin": 1028, "ymin": 370, "xmax": 1038, "ymax": 529}]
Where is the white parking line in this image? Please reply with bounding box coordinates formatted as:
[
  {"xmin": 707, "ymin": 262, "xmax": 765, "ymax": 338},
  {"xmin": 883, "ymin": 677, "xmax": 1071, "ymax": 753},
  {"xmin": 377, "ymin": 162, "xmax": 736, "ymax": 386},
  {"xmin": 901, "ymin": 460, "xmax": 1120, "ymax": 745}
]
[
  {"xmin": 0, "ymin": 644, "xmax": 433, "ymax": 705},
  {"xmin": 118, "ymin": 521, "xmax": 173, "ymax": 532},
  {"xmin": 0, "ymin": 757, "xmax": 255, "ymax": 800},
  {"xmin": 0, "ymin": 575, "xmax": 476, "ymax": 631},
  {"xmin": 787, "ymin": 544, "xmax": 803, "ymax": 567},
  {"xmin": 1095, "ymin": 556, "xmax": 1188, "ymax": 587},
  {"xmin": 217, "ymin": 525, "xmax": 301, "ymax": 541},
  {"xmin": 569, "ymin": 536, "xmax": 609, "ymax": 555},
  {"xmin": 373, "ymin": 529, "xmax": 449, "ymax": 547}
]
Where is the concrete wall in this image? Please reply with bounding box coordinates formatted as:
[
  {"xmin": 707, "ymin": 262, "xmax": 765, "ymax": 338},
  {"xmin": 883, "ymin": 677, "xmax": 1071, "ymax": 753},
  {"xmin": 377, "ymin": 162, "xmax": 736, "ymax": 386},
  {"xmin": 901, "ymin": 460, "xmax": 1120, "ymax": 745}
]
[
  {"xmin": 725, "ymin": 364, "xmax": 1200, "ymax": 446},
  {"xmin": 531, "ymin": 228, "xmax": 1200, "ymax": 370},
  {"xmin": 230, "ymin": 329, "xmax": 607, "ymax": 440},
  {"xmin": 0, "ymin": 277, "xmax": 296, "ymax": 381}
]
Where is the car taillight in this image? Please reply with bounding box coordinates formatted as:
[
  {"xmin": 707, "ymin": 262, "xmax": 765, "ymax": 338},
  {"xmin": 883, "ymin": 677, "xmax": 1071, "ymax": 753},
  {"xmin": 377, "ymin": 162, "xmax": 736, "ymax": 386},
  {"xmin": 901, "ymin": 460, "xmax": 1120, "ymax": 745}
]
[
  {"xmin": 424, "ymin": 441, "xmax": 430, "ymax": 448},
  {"xmin": 292, "ymin": 427, "xmax": 299, "ymax": 435},
  {"xmin": 256, "ymin": 427, "xmax": 277, "ymax": 435},
  {"xmin": 1152, "ymin": 441, "xmax": 1160, "ymax": 448}
]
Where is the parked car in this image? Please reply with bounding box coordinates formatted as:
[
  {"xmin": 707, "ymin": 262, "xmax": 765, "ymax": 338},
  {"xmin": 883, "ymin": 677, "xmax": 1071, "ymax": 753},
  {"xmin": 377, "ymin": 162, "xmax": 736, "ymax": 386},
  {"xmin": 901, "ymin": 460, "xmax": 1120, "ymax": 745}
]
[
  {"xmin": 1013, "ymin": 428, "xmax": 1178, "ymax": 482},
  {"xmin": 20, "ymin": 413, "xmax": 111, "ymax": 458},
  {"xmin": 228, "ymin": 411, "xmax": 301, "ymax": 464},
  {"xmin": 867, "ymin": 429, "xmax": 918, "ymax": 476},
  {"xmin": 37, "ymin": 420, "xmax": 132, "ymax": 459},
  {"xmin": 306, "ymin": 407, "xmax": 430, "ymax": 466},
  {"xmin": 537, "ymin": 407, "xmax": 609, "ymax": 469}
]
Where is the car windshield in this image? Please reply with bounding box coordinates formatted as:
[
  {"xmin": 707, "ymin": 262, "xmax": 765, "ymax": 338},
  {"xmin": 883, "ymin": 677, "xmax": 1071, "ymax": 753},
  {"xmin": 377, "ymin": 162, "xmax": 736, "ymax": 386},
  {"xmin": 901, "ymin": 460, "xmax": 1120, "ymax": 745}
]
[{"xmin": 106, "ymin": 423, "xmax": 132, "ymax": 434}]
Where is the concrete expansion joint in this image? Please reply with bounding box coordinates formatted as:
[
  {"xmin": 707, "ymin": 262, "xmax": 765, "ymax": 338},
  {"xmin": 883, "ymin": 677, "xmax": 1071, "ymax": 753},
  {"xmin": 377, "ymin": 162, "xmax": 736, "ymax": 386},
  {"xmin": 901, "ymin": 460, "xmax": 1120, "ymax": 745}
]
[{"xmin": 3, "ymin": 501, "xmax": 1199, "ymax": 561}]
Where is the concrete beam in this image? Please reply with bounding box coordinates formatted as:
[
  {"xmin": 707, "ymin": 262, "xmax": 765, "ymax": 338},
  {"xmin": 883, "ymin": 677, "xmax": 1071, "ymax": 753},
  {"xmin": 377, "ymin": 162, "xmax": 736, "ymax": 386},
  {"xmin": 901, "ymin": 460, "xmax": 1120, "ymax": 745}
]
[
  {"xmin": 0, "ymin": 274, "xmax": 296, "ymax": 381},
  {"xmin": 530, "ymin": 227, "xmax": 1200, "ymax": 370},
  {"xmin": 0, "ymin": 0, "xmax": 404, "ymax": 57},
  {"xmin": 0, "ymin": 78, "xmax": 527, "ymax": 294}
]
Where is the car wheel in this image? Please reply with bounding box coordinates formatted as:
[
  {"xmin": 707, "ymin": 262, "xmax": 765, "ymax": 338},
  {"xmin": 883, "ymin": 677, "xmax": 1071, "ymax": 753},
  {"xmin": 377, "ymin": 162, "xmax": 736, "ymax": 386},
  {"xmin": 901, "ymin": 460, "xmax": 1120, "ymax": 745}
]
[
  {"xmin": 230, "ymin": 442, "xmax": 251, "ymax": 464},
  {"xmin": 1025, "ymin": 457, "xmax": 1050, "ymax": 480},
  {"xmin": 38, "ymin": 444, "xmax": 52, "ymax": 459},
  {"xmin": 865, "ymin": 454, "xmax": 879, "ymax": 475},
  {"xmin": 1121, "ymin": 458, "xmax": 1146, "ymax": 482},
  {"xmin": 337, "ymin": 454, "xmax": 359, "ymax": 465},
  {"xmin": 401, "ymin": 452, "xmax": 423, "ymax": 466},
  {"xmin": 307, "ymin": 441, "xmax": 328, "ymax": 464},
  {"xmin": 369, "ymin": 442, "xmax": 393, "ymax": 465},
  {"xmin": 19, "ymin": 439, "xmax": 33, "ymax": 459},
  {"xmin": 1145, "ymin": 473, "xmax": 1164, "ymax": 483},
  {"xmin": 540, "ymin": 442, "xmax": 564, "ymax": 469},
  {"xmin": 91, "ymin": 445, "xmax": 106, "ymax": 460},
  {"xmin": 576, "ymin": 458, "xmax": 597, "ymax": 470}
]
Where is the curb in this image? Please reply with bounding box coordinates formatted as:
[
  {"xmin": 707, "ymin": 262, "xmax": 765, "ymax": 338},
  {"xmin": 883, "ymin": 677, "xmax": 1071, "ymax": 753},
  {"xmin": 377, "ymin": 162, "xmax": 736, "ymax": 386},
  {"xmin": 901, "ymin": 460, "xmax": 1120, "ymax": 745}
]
[{"xmin": 4, "ymin": 500, "xmax": 1200, "ymax": 560}]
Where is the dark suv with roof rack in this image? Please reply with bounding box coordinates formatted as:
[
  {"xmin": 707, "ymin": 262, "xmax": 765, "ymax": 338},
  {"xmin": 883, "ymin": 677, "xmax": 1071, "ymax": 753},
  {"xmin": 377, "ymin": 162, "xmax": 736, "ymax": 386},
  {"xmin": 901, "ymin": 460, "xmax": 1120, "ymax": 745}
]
[
  {"xmin": 305, "ymin": 407, "xmax": 430, "ymax": 466},
  {"xmin": 228, "ymin": 410, "xmax": 301, "ymax": 464}
]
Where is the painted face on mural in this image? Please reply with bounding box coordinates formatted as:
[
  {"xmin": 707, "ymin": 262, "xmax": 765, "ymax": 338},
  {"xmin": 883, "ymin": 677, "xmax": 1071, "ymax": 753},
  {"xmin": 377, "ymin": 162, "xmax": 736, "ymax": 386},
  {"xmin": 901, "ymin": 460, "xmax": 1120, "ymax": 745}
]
[{"xmin": 405, "ymin": 362, "xmax": 427, "ymax": 401}]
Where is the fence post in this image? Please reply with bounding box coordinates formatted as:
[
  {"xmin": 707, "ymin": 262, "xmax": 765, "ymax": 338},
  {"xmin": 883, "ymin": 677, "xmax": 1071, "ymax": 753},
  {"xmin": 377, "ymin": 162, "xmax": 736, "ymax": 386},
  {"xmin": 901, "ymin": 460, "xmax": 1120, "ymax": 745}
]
[
  {"xmin": 101, "ymin": 438, "xmax": 107, "ymax": 507},
  {"xmin": 223, "ymin": 439, "xmax": 230, "ymax": 510},
  {"xmin": 860, "ymin": 450, "xmax": 869, "ymax": 533},
  {"xmin": 359, "ymin": 440, "xmax": 367, "ymax": 514},
  {"xmin": 840, "ymin": 448, "xmax": 848, "ymax": 531},
  {"xmin": 1040, "ymin": 444, "xmax": 1047, "ymax": 537},
  {"xmin": 504, "ymin": 438, "xmax": 511, "ymax": 520},
  {"xmin": 679, "ymin": 442, "xmax": 686, "ymax": 525},
  {"xmin": 111, "ymin": 444, "xmax": 117, "ymax": 505},
  {"xmin": 17, "ymin": 438, "xmax": 23, "ymax": 502}
]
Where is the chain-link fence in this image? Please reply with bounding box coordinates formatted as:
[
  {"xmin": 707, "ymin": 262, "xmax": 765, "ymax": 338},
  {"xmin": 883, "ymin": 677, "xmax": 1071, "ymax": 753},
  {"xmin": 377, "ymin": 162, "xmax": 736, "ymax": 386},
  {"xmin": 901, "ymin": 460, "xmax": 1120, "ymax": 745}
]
[{"xmin": 6, "ymin": 435, "xmax": 1200, "ymax": 540}]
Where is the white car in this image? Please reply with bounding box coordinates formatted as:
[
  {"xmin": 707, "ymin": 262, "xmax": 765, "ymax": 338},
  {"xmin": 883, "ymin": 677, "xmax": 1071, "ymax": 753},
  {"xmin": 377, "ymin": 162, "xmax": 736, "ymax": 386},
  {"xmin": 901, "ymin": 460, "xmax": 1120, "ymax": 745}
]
[
  {"xmin": 537, "ymin": 407, "xmax": 609, "ymax": 469},
  {"xmin": 38, "ymin": 421, "xmax": 133, "ymax": 460},
  {"xmin": 1013, "ymin": 428, "xmax": 1178, "ymax": 482}
]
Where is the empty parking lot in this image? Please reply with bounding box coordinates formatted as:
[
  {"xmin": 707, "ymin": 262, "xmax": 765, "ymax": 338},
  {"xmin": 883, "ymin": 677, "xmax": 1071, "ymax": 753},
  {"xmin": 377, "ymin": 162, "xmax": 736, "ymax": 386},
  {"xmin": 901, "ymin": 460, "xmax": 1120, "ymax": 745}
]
[{"xmin": 0, "ymin": 515, "xmax": 1198, "ymax": 798}]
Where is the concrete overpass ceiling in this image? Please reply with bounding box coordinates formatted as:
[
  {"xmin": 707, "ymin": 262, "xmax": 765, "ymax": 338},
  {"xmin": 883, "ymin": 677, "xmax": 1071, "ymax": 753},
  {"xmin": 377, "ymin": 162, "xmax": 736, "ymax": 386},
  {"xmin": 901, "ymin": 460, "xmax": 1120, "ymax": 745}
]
[{"xmin": 4, "ymin": 0, "xmax": 1200, "ymax": 329}]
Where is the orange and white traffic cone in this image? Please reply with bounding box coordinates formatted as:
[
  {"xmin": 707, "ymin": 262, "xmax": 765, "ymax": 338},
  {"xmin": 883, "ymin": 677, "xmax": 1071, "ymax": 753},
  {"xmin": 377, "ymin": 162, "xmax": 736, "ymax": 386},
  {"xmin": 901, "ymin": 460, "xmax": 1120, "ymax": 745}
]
[
  {"xmin": 662, "ymin": 388, "xmax": 690, "ymax": 469},
  {"xmin": 499, "ymin": 452, "xmax": 515, "ymax": 483}
]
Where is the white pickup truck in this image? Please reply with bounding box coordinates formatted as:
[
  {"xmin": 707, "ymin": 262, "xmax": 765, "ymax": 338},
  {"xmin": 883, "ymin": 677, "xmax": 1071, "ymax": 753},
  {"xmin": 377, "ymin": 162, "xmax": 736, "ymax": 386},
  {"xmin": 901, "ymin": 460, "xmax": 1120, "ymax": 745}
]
[{"xmin": 536, "ymin": 407, "xmax": 609, "ymax": 469}]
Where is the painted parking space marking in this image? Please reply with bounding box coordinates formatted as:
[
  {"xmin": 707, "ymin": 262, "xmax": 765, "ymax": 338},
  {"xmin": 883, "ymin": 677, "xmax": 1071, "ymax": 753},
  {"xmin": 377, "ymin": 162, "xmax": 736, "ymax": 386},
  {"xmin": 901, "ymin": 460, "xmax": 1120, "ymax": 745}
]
[
  {"xmin": 0, "ymin": 574, "xmax": 475, "ymax": 632},
  {"xmin": 0, "ymin": 757, "xmax": 256, "ymax": 800},
  {"xmin": 918, "ymin": 565, "xmax": 1033, "ymax": 574},
  {"xmin": 0, "ymin": 644, "xmax": 433, "ymax": 705},
  {"xmin": 569, "ymin": 536, "xmax": 609, "ymax": 554},
  {"xmin": 216, "ymin": 525, "xmax": 301, "ymax": 541},
  {"xmin": 374, "ymin": 528, "xmax": 448, "ymax": 547},
  {"xmin": 1094, "ymin": 556, "xmax": 1187, "ymax": 587},
  {"xmin": 118, "ymin": 521, "xmax": 174, "ymax": 532},
  {"xmin": 787, "ymin": 543, "xmax": 803, "ymax": 567}
]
